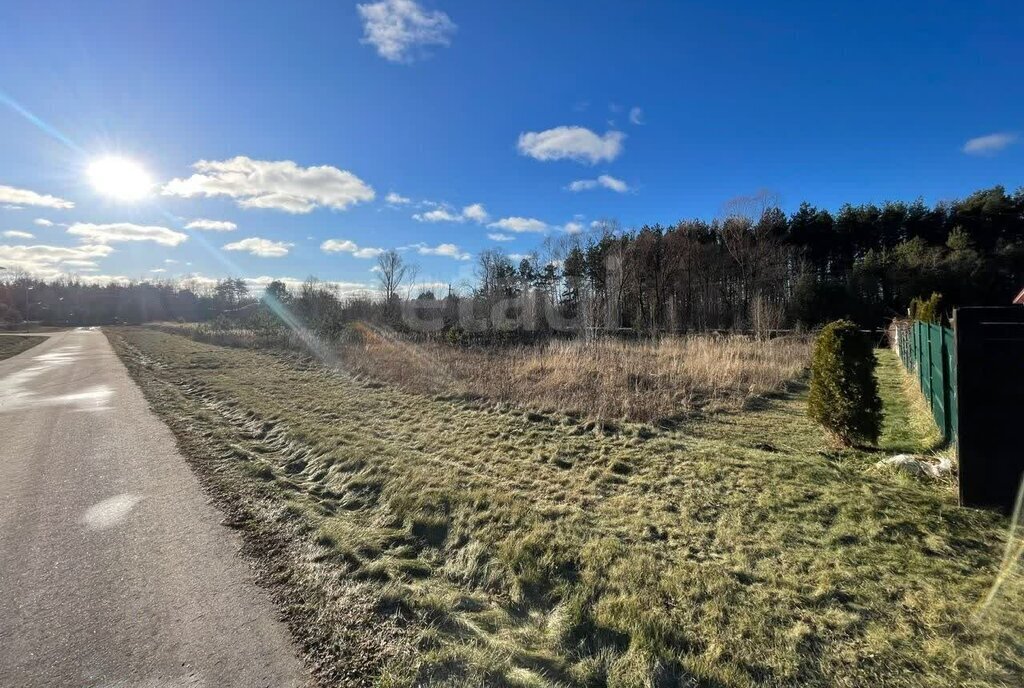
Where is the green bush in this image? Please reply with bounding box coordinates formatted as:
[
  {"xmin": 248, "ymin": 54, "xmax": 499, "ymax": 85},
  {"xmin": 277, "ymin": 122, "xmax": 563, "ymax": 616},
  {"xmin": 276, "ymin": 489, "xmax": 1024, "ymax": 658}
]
[{"xmin": 808, "ymin": 320, "xmax": 882, "ymax": 446}]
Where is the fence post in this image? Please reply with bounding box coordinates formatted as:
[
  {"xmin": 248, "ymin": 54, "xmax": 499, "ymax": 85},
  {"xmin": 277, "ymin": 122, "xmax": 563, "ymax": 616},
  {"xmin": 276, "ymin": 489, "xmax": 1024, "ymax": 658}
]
[
  {"xmin": 927, "ymin": 323, "xmax": 935, "ymax": 431},
  {"xmin": 933, "ymin": 323, "xmax": 937, "ymax": 430},
  {"xmin": 939, "ymin": 325, "xmax": 951, "ymax": 439},
  {"xmin": 925, "ymin": 323, "xmax": 933, "ymax": 413},
  {"xmin": 945, "ymin": 326, "xmax": 957, "ymax": 444},
  {"xmin": 919, "ymin": 322, "xmax": 926, "ymax": 392}
]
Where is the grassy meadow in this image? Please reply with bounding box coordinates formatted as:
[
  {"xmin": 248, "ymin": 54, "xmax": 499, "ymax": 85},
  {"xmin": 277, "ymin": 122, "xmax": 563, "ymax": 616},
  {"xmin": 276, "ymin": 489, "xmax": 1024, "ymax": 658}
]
[
  {"xmin": 106, "ymin": 327, "xmax": 1022, "ymax": 688},
  {"xmin": 151, "ymin": 322, "xmax": 811, "ymax": 423}
]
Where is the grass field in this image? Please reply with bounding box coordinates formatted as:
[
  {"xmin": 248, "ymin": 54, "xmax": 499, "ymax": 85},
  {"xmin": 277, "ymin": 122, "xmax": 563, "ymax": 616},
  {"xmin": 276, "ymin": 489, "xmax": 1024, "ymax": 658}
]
[
  {"xmin": 107, "ymin": 327, "xmax": 1023, "ymax": 688},
  {"xmin": 0, "ymin": 334, "xmax": 46, "ymax": 361},
  {"xmin": 151, "ymin": 322, "xmax": 811, "ymax": 423}
]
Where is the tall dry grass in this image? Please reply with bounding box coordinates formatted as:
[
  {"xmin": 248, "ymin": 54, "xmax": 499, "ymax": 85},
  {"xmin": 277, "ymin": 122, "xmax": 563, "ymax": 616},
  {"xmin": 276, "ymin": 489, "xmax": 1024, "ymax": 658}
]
[
  {"xmin": 345, "ymin": 327, "xmax": 811, "ymax": 422},
  {"xmin": 154, "ymin": 321, "xmax": 811, "ymax": 422}
]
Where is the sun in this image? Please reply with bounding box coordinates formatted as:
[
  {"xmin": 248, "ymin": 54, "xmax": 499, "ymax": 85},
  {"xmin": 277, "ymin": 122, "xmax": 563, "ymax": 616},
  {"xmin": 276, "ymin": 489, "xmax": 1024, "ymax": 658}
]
[{"xmin": 87, "ymin": 156, "xmax": 153, "ymax": 201}]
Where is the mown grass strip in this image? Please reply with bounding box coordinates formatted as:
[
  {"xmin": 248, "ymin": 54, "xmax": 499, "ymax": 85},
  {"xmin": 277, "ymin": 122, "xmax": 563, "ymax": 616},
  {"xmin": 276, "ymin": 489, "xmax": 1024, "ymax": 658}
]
[{"xmin": 875, "ymin": 348, "xmax": 945, "ymax": 455}]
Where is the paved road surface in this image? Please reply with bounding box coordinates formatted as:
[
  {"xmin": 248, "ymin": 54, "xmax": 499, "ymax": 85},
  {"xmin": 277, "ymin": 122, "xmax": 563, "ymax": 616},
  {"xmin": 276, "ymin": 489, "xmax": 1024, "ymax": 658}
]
[{"xmin": 0, "ymin": 328, "xmax": 308, "ymax": 687}]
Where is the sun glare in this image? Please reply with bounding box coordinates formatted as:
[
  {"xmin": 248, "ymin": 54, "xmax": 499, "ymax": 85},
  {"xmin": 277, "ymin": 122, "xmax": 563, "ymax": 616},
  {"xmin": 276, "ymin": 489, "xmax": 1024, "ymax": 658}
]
[{"xmin": 87, "ymin": 156, "xmax": 153, "ymax": 201}]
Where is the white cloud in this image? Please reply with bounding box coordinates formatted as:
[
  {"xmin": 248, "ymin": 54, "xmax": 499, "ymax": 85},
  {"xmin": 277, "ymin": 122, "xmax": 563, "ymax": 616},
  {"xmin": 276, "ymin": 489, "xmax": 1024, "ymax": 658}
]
[
  {"xmin": 176, "ymin": 274, "xmax": 221, "ymax": 290},
  {"xmin": 0, "ymin": 184, "xmax": 74, "ymax": 209},
  {"xmin": 63, "ymin": 273, "xmax": 128, "ymax": 283},
  {"xmin": 413, "ymin": 202, "xmax": 488, "ymax": 224},
  {"xmin": 163, "ymin": 156, "xmax": 374, "ymax": 213},
  {"xmin": 222, "ymin": 237, "xmax": 293, "ymax": 257},
  {"xmin": 414, "ymin": 242, "xmax": 470, "ymax": 260},
  {"xmin": 321, "ymin": 239, "xmax": 358, "ymax": 253},
  {"xmin": 461, "ymin": 203, "xmax": 489, "ymax": 223},
  {"xmin": 488, "ymin": 232, "xmax": 514, "ymax": 241},
  {"xmin": 164, "ymin": 259, "xmax": 179, "ymax": 264},
  {"xmin": 517, "ymin": 126, "xmax": 625, "ymax": 164},
  {"xmin": 320, "ymin": 238, "xmax": 384, "ymax": 258},
  {"xmin": 33, "ymin": 218, "xmax": 54, "ymax": 227},
  {"xmin": 150, "ymin": 268, "xmax": 167, "ymax": 273},
  {"xmin": 963, "ymin": 132, "xmax": 1017, "ymax": 155},
  {"xmin": 487, "ymin": 216, "xmax": 548, "ymax": 233},
  {"xmin": 0, "ymin": 243, "xmax": 114, "ymax": 278},
  {"xmin": 597, "ymin": 175, "xmax": 630, "ymax": 192},
  {"xmin": 178, "ymin": 274, "xmax": 373, "ymax": 297},
  {"xmin": 629, "ymin": 107, "xmax": 645, "ymax": 125},
  {"xmin": 414, "ymin": 208, "xmax": 460, "ymax": 222},
  {"xmin": 567, "ymin": 174, "xmax": 630, "ymax": 193},
  {"xmin": 3, "ymin": 230, "xmax": 33, "ymax": 239},
  {"xmin": 357, "ymin": 0, "xmax": 456, "ymax": 62},
  {"xmin": 67, "ymin": 222, "xmax": 188, "ymax": 246},
  {"xmin": 410, "ymin": 280, "xmax": 450, "ymax": 294},
  {"xmin": 385, "ymin": 191, "xmax": 412, "ymax": 205},
  {"xmin": 562, "ymin": 221, "xmax": 584, "ymax": 234},
  {"xmin": 244, "ymin": 275, "xmax": 374, "ymax": 297},
  {"xmin": 185, "ymin": 218, "xmax": 237, "ymax": 231}
]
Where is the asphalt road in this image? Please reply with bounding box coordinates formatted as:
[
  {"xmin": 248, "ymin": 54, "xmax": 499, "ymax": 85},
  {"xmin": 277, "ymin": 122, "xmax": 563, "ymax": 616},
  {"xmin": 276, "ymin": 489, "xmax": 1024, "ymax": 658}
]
[{"xmin": 0, "ymin": 328, "xmax": 308, "ymax": 687}]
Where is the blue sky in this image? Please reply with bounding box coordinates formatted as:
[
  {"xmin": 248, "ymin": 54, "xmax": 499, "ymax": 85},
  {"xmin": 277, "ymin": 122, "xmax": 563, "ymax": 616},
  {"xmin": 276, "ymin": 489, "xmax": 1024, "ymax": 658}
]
[{"xmin": 1, "ymin": 0, "xmax": 1021, "ymax": 293}]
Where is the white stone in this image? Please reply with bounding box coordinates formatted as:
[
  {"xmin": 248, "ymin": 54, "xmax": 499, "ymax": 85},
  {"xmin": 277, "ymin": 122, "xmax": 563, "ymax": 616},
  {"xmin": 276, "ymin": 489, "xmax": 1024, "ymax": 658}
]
[{"xmin": 877, "ymin": 454, "xmax": 953, "ymax": 479}]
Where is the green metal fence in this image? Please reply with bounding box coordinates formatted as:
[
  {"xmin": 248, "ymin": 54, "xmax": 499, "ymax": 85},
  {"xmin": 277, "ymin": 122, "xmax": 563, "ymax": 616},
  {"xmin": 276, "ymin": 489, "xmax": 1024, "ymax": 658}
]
[{"xmin": 895, "ymin": 320, "xmax": 957, "ymax": 443}]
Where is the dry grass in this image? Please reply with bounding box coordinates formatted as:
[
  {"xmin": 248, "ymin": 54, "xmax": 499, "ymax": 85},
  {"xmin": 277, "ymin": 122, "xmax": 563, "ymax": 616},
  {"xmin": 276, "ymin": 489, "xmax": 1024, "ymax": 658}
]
[
  {"xmin": 108, "ymin": 326, "xmax": 1024, "ymax": 688},
  {"xmin": 155, "ymin": 322, "xmax": 811, "ymax": 423},
  {"xmin": 449, "ymin": 335, "xmax": 810, "ymax": 422},
  {"xmin": 0, "ymin": 334, "xmax": 47, "ymax": 361}
]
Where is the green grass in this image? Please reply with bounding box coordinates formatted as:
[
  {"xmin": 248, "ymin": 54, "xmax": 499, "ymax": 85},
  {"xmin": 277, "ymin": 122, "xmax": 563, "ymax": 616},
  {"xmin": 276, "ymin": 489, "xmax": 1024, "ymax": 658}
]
[
  {"xmin": 875, "ymin": 349, "xmax": 945, "ymax": 455},
  {"xmin": 106, "ymin": 327, "xmax": 1023, "ymax": 688},
  {"xmin": 0, "ymin": 334, "xmax": 46, "ymax": 361}
]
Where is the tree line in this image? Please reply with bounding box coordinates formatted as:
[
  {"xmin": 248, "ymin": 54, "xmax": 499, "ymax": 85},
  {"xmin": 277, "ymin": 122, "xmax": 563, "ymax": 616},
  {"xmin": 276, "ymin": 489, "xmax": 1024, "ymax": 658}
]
[
  {"xmin": 468, "ymin": 185, "xmax": 1024, "ymax": 334},
  {"xmin": 3, "ymin": 185, "xmax": 1022, "ymax": 335},
  {"xmin": 0, "ymin": 276, "xmax": 248, "ymax": 325}
]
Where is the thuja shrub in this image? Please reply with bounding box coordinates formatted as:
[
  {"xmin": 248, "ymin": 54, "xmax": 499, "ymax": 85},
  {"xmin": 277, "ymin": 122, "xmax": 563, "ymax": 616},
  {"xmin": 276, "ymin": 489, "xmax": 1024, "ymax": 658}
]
[
  {"xmin": 909, "ymin": 292, "xmax": 943, "ymax": 324},
  {"xmin": 808, "ymin": 320, "xmax": 882, "ymax": 446}
]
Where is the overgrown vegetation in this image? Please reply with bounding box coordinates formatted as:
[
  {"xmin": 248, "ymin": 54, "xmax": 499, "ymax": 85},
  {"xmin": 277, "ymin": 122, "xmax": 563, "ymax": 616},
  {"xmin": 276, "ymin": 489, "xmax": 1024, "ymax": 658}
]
[
  {"xmin": 808, "ymin": 321, "xmax": 882, "ymax": 446},
  {"xmin": 156, "ymin": 320, "xmax": 810, "ymax": 423},
  {"xmin": 108, "ymin": 327, "xmax": 1023, "ymax": 688},
  {"xmin": 0, "ymin": 334, "xmax": 46, "ymax": 360},
  {"xmin": 909, "ymin": 292, "xmax": 944, "ymax": 324}
]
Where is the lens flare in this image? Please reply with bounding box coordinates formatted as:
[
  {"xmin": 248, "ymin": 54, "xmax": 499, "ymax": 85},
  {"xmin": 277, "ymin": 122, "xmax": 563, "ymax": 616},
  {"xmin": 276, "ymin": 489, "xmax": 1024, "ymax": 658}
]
[{"xmin": 87, "ymin": 157, "xmax": 153, "ymax": 201}]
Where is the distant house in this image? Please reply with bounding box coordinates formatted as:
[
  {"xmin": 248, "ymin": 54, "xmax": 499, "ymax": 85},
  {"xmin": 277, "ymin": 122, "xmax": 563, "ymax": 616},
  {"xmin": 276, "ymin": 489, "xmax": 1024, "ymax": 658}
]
[{"xmin": 1015, "ymin": 287, "xmax": 1024, "ymax": 305}]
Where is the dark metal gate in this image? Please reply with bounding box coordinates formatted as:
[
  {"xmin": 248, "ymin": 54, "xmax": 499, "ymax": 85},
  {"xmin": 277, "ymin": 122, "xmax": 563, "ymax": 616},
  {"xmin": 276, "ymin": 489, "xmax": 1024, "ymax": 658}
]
[{"xmin": 955, "ymin": 307, "xmax": 1024, "ymax": 513}]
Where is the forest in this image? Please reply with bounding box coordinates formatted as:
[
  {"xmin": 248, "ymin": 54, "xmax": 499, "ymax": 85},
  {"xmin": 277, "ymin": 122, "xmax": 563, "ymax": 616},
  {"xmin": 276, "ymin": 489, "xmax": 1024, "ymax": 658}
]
[{"xmin": 2, "ymin": 185, "xmax": 1022, "ymax": 333}]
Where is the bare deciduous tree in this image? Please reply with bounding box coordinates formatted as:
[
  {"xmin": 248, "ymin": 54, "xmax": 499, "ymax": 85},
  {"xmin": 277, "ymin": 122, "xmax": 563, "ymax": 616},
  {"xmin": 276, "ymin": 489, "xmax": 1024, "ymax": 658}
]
[{"xmin": 376, "ymin": 249, "xmax": 409, "ymax": 305}]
